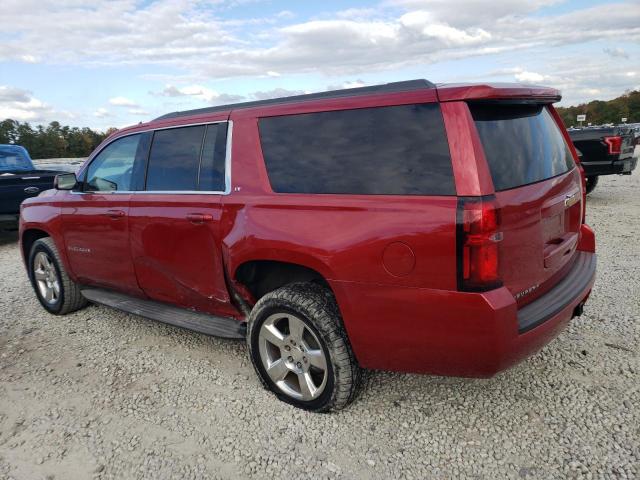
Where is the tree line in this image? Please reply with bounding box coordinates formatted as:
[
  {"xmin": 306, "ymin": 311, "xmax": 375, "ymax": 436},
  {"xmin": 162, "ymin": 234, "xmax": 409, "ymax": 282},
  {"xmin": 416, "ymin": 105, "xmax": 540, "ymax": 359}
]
[
  {"xmin": 556, "ymin": 90, "xmax": 640, "ymax": 127},
  {"xmin": 0, "ymin": 119, "xmax": 115, "ymax": 159}
]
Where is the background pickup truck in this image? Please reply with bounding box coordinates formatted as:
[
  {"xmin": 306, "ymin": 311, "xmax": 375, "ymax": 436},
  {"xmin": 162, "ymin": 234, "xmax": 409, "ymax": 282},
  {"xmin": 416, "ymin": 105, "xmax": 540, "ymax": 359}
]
[
  {"xmin": 568, "ymin": 126, "xmax": 637, "ymax": 194},
  {"xmin": 0, "ymin": 144, "xmax": 66, "ymax": 229}
]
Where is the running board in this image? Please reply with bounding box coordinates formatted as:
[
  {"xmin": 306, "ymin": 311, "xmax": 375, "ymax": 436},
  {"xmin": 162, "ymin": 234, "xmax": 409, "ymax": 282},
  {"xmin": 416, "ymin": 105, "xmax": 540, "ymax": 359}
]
[{"xmin": 81, "ymin": 289, "xmax": 246, "ymax": 339}]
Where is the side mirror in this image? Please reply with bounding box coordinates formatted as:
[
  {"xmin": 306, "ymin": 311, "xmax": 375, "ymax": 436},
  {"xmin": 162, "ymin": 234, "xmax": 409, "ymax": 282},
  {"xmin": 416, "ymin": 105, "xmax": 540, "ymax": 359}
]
[{"xmin": 54, "ymin": 173, "xmax": 77, "ymax": 190}]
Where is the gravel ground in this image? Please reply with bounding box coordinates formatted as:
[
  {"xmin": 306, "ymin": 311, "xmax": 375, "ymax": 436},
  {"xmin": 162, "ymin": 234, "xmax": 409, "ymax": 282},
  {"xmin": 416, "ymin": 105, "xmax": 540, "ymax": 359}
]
[{"xmin": 1, "ymin": 173, "xmax": 639, "ymax": 480}]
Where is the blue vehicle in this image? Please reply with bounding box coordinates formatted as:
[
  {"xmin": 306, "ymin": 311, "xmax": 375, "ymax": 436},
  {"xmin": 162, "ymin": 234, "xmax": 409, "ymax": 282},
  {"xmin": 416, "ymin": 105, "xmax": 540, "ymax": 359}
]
[{"xmin": 0, "ymin": 145, "xmax": 65, "ymax": 228}]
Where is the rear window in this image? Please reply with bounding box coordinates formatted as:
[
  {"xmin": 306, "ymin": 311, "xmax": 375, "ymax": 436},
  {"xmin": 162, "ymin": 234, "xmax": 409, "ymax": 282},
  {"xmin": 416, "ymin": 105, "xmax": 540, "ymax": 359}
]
[
  {"xmin": 259, "ymin": 103, "xmax": 454, "ymax": 195},
  {"xmin": 469, "ymin": 104, "xmax": 575, "ymax": 191},
  {"xmin": 0, "ymin": 150, "xmax": 32, "ymax": 171}
]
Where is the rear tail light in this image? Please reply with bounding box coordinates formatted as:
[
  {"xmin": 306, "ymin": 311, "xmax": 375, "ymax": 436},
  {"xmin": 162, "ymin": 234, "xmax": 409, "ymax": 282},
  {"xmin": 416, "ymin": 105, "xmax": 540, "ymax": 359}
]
[
  {"xmin": 456, "ymin": 196, "xmax": 503, "ymax": 292},
  {"xmin": 604, "ymin": 136, "xmax": 622, "ymax": 155}
]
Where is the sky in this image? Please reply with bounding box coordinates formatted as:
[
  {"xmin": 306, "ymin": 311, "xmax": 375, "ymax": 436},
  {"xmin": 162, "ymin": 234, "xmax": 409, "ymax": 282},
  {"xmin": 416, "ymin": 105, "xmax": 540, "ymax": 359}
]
[{"xmin": 0, "ymin": 0, "xmax": 639, "ymax": 130}]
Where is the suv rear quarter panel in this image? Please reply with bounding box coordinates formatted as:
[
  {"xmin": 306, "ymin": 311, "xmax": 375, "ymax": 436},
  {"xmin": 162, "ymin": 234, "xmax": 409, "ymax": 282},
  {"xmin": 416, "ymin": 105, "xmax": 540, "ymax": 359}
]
[
  {"xmin": 223, "ymin": 96, "xmax": 458, "ymax": 290},
  {"xmin": 223, "ymin": 99, "xmax": 459, "ymax": 367}
]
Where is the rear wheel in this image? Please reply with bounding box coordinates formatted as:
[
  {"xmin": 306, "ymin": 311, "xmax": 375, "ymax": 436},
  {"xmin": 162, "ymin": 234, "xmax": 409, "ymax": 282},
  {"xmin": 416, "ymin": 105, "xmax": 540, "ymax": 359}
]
[
  {"xmin": 28, "ymin": 237, "xmax": 87, "ymax": 315},
  {"xmin": 585, "ymin": 175, "xmax": 599, "ymax": 195},
  {"xmin": 247, "ymin": 283, "xmax": 361, "ymax": 412}
]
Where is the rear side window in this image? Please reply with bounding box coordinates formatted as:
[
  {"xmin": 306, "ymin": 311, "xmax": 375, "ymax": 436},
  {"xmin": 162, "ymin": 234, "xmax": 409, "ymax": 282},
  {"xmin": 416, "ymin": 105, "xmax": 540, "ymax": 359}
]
[
  {"xmin": 469, "ymin": 104, "xmax": 575, "ymax": 191},
  {"xmin": 146, "ymin": 125, "xmax": 205, "ymax": 191},
  {"xmin": 259, "ymin": 103, "xmax": 454, "ymax": 195},
  {"xmin": 198, "ymin": 123, "xmax": 227, "ymax": 192},
  {"xmin": 145, "ymin": 123, "xmax": 228, "ymax": 192}
]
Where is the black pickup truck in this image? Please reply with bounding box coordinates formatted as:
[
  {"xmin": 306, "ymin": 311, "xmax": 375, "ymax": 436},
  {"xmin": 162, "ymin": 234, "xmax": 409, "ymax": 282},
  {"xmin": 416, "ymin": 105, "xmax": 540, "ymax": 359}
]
[
  {"xmin": 568, "ymin": 126, "xmax": 637, "ymax": 194},
  {"xmin": 0, "ymin": 145, "xmax": 65, "ymax": 229}
]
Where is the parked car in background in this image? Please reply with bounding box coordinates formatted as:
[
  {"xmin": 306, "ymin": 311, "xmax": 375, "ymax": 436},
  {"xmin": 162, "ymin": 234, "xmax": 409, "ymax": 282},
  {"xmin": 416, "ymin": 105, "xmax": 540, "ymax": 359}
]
[
  {"xmin": 0, "ymin": 144, "xmax": 67, "ymax": 230},
  {"xmin": 567, "ymin": 126, "xmax": 637, "ymax": 194},
  {"xmin": 20, "ymin": 80, "xmax": 597, "ymax": 411}
]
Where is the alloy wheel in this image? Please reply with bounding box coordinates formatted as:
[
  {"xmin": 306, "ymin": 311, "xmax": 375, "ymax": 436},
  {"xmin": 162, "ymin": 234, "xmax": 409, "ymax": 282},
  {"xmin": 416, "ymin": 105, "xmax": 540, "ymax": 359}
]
[
  {"xmin": 258, "ymin": 312, "xmax": 328, "ymax": 401},
  {"xmin": 33, "ymin": 251, "xmax": 60, "ymax": 305}
]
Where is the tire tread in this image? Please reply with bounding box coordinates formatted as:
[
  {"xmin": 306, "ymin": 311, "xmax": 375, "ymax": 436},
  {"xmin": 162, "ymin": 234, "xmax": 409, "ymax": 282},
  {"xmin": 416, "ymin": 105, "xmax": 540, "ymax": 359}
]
[
  {"xmin": 247, "ymin": 282, "xmax": 361, "ymax": 412},
  {"xmin": 30, "ymin": 237, "xmax": 87, "ymax": 315}
]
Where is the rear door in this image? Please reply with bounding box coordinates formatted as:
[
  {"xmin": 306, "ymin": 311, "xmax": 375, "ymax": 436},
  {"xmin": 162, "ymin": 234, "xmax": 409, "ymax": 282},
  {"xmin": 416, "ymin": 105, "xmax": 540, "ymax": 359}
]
[
  {"xmin": 468, "ymin": 102, "xmax": 582, "ymax": 306},
  {"xmin": 128, "ymin": 121, "xmax": 237, "ymax": 317}
]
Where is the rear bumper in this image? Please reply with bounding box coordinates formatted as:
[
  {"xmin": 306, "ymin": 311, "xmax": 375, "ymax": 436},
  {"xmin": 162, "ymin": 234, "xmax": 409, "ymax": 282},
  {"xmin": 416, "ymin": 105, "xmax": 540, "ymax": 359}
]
[
  {"xmin": 331, "ymin": 251, "xmax": 596, "ymax": 377},
  {"xmin": 582, "ymin": 156, "xmax": 637, "ymax": 176},
  {"xmin": 518, "ymin": 251, "xmax": 596, "ymax": 333}
]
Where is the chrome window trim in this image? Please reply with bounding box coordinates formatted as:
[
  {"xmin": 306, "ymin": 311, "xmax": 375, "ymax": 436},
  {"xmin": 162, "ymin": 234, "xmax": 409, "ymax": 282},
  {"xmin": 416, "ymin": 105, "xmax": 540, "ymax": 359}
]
[{"xmin": 72, "ymin": 120, "xmax": 232, "ymax": 196}]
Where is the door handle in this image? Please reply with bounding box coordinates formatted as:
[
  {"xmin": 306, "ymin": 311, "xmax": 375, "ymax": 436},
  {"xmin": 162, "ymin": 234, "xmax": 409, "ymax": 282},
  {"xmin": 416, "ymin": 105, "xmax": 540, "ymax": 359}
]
[
  {"xmin": 186, "ymin": 213, "xmax": 213, "ymax": 224},
  {"xmin": 24, "ymin": 186, "xmax": 40, "ymax": 194},
  {"xmin": 105, "ymin": 209, "xmax": 126, "ymax": 219}
]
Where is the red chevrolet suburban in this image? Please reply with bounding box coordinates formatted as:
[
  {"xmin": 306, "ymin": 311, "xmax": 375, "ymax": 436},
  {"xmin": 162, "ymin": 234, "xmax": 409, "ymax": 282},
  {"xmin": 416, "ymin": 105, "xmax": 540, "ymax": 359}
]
[{"xmin": 19, "ymin": 80, "xmax": 596, "ymax": 411}]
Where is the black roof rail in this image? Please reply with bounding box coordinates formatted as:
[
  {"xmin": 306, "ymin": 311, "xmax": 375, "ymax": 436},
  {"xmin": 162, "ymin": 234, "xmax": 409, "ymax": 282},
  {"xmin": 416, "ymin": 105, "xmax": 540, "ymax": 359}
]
[{"xmin": 153, "ymin": 79, "xmax": 435, "ymax": 121}]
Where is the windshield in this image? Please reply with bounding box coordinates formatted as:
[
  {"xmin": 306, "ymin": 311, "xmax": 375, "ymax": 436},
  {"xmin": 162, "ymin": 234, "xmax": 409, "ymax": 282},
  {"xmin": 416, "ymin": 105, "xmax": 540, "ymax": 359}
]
[{"xmin": 0, "ymin": 150, "xmax": 34, "ymax": 172}]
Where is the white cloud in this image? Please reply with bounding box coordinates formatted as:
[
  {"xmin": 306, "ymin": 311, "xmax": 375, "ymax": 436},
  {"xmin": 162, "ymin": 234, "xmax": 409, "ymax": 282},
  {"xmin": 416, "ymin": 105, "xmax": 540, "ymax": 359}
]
[
  {"xmin": 154, "ymin": 84, "xmax": 245, "ymax": 104},
  {"xmin": 0, "ymin": 86, "xmax": 32, "ymax": 104},
  {"xmin": 109, "ymin": 96, "xmax": 139, "ymax": 107},
  {"xmin": 20, "ymin": 54, "xmax": 38, "ymax": 63},
  {"xmin": 0, "ymin": 86, "xmax": 56, "ymax": 122},
  {"xmin": 389, "ymin": 0, "xmax": 562, "ymax": 27},
  {"xmin": 400, "ymin": 12, "xmax": 491, "ymax": 46},
  {"xmin": 326, "ymin": 79, "xmax": 368, "ymax": 90},
  {"xmin": 0, "ymin": 0, "xmax": 637, "ymax": 83},
  {"xmin": 93, "ymin": 108, "xmax": 111, "ymax": 118},
  {"xmin": 514, "ymin": 70, "xmax": 546, "ymax": 83},
  {"xmin": 250, "ymin": 88, "xmax": 306, "ymax": 100},
  {"xmin": 604, "ymin": 47, "xmax": 629, "ymax": 59},
  {"xmin": 128, "ymin": 108, "xmax": 149, "ymax": 116}
]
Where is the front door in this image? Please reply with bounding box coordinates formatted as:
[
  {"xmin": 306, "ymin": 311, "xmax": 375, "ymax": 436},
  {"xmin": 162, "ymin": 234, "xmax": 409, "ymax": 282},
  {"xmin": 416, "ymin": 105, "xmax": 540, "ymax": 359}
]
[
  {"xmin": 128, "ymin": 122, "xmax": 237, "ymax": 317},
  {"xmin": 61, "ymin": 133, "xmax": 146, "ymax": 295}
]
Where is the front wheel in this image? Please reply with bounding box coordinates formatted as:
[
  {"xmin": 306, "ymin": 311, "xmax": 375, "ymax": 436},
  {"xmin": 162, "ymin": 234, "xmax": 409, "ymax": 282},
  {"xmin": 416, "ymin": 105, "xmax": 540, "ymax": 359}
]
[
  {"xmin": 247, "ymin": 283, "xmax": 361, "ymax": 412},
  {"xmin": 28, "ymin": 237, "xmax": 88, "ymax": 315},
  {"xmin": 585, "ymin": 175, "xmax": 599, "ymax": 195}
]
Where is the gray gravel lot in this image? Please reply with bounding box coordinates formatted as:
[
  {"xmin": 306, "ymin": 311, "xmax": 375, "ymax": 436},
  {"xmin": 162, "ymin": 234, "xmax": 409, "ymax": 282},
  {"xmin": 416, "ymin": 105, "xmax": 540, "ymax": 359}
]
[{"xmin": 1, "ymin": 173, "xmax": 639, "ymax": 480}]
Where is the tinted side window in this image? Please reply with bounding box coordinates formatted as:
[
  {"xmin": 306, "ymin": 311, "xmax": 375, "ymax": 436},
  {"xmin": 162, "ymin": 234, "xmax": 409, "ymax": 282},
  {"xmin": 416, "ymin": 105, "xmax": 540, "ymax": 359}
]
[
  {"xmin": 146, "ymin": 125, "xmax": 205, "ymax": 191},
  {"xmin": 259, "ymin": 103, "xmax": 454, "ymax": 195},
  {"xmin": 85, "ymin": 134, "xmax": 141, "ymax": 192},
  {"xmin": 470, "ymin": 104, "xmax": 575, "ymax": 191},
  {"xmin": 198, "ymin": 123, "xmax": 227, "ymax": 192}
]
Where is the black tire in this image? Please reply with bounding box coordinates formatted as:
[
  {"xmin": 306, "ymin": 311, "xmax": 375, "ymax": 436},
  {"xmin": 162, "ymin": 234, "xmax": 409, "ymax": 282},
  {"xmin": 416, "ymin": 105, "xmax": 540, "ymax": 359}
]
[
  {"xmin": 247, "ymin": 282, "xmax": 361, "ymax": 412},
  {"xmin": 585, "ymin": 175, "xmax": 599, "ymax": 195},
  {"xmin": 28, "ymin": 237, "xmax": 88, "ymax": 315}
]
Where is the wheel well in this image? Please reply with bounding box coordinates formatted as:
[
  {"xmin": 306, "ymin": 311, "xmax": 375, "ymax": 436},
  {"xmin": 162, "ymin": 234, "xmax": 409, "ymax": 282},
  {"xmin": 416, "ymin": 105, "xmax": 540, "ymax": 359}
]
[
  {"xmin": 22, "ymin": 229, "xmax": 50, "ymax": 261},
  {"xmin": 235, "ymin": 260, "xmax": 330, "ymax": 301}
]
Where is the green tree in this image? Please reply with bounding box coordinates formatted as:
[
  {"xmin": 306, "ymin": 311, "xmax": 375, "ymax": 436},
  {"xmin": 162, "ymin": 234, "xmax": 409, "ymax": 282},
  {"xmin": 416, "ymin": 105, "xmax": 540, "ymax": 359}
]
[
  {"xmin": 557, "ymin": 90, "xmax": 640, "ymax": 126},
  {"xmin": 0, "ymin": 119, "xmax": 112, "ymax": 158}
]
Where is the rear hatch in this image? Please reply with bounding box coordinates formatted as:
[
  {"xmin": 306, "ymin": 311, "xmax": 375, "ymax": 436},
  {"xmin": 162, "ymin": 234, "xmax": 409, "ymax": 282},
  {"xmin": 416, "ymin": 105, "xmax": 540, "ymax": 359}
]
[{"xmin": 468, "ymin": 102, "xmax": 583, "ymax": 307}]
